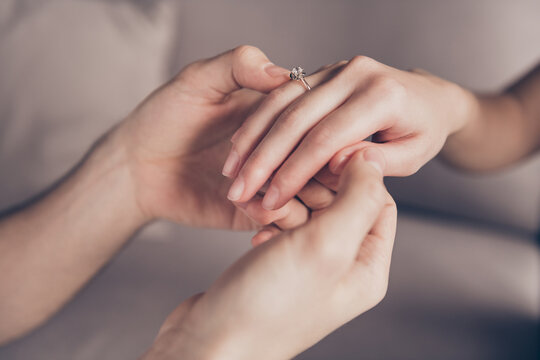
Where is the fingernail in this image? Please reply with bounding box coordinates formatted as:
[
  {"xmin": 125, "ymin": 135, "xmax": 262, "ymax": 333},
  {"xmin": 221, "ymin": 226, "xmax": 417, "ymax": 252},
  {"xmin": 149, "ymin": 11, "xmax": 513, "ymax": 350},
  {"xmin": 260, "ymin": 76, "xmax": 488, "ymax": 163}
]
[
  {"xmin": 363, "ymin": 148, "xmax": 385, "ymax": 175},
  {"xmin": 261, "ymin": 185, "xmax": 279, "ymax": 210},
  {"xmin": 330, "ymin": 155, "xmax": 350, "ymax": 174},
  {"xmin": 264, "ymin": 63, "xmax": 289, "ymax": 78},
  {"xmin": 222, "ymin": 149, "xmax": 240, "ymax": 177},
  {"xmin": 252, "ymin": 230, "xmax": 274, "ymax": 245},
  {"xmin": 227, "ymin": 175, "xmax": 245, "ymax": 201}
]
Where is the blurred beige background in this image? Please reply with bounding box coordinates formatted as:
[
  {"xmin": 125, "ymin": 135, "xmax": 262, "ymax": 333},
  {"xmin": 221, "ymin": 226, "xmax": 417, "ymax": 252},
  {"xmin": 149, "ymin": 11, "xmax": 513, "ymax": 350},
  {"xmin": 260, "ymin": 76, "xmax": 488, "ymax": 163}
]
[{"xmin": 0, "ymin": 0, "xmax": 538, "ymax": 359}]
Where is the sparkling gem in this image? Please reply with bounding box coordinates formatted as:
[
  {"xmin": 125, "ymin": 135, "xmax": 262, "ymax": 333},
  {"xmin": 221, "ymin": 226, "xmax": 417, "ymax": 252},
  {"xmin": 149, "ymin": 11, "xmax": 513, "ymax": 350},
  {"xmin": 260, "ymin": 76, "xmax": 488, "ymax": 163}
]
[{"xmin": 290, "ymin": 66, "xmax": 306, "ymax": 80}]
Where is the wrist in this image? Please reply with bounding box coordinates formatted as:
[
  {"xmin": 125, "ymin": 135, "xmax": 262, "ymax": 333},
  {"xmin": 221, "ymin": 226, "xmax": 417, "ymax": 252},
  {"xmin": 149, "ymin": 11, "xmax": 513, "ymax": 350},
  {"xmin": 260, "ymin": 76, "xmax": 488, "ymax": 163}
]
[
  {"xmin": 439, "ymin": 84, "xmax": 483, "ymax": 151},
  {"xmin": 84, "ymin": 125, "xmax": 153, "ymax": 228},
  {"xmin": 446, "ymin": 82, "xmax": 480, "ymax": 137}
]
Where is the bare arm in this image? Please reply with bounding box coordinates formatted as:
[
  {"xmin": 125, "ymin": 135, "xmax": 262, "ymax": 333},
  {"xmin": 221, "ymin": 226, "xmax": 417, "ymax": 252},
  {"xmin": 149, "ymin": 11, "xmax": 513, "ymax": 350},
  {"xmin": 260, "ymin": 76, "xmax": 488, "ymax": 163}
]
[
  {"xmin": 441, "ymin": 63, "xmax": 540, "ymax": 171},
  {"xmin": 0, "ymin": 46, "xmax": 294, "ymax": 345},
  {"xmin": 0, "ymin": 130, "xmax": 147, "ymax": 344}
]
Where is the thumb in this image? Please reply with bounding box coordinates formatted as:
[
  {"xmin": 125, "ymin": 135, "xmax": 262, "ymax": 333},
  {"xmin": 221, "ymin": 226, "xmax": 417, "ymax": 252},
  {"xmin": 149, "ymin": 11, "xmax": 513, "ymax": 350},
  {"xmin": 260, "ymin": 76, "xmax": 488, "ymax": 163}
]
[
  {"xmin": 178, "ymin": 45, "xmax": 290, "ymax": 99},
  {"xmin": 303, "ymin": 148, "xmax": 388, "ymax": 261}
]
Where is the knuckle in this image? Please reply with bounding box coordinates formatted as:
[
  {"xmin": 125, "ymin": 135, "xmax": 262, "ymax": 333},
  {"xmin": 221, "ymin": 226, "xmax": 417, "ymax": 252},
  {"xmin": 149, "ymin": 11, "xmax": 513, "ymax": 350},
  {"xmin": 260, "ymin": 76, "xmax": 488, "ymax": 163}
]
[
  {"xmin": 306, "ymin": 125, "xmax": 336, "ymax": 151},
  {"xmin": 271, "ymin": 171, "xmax": 301, "ymax": 193},
  {"xmin": 348, "ymin": 55, "xmax": 377, "ymax": 72},
  {"xmin": 264, "ymin": 86, "xmax": 289, "ymax": 108},
  {"xmin": 176, "ymin": 61, "xmax": 204, "ymax": 83},
  {"xmin": 276, "ymin": 104, "xmax": 303, "ymax": 131},
  {"xmin": 233, "ymin": 45, "xmax": 259, "ymax": 61},
  {"xmin": 307, "ymin": 197, "xmax": 332, "ymax": 211}
]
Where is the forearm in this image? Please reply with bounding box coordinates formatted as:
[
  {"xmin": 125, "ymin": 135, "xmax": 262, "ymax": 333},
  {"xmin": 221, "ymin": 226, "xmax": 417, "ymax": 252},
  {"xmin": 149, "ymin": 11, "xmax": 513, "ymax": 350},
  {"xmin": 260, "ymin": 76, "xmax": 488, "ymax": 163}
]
[
  {"xmin": 441, "ymin": 63, "xmax": 540, "ymax": 171},
  {"xmin": 0, "ymin": 127, "xmax": 148, "ymax": 344}
]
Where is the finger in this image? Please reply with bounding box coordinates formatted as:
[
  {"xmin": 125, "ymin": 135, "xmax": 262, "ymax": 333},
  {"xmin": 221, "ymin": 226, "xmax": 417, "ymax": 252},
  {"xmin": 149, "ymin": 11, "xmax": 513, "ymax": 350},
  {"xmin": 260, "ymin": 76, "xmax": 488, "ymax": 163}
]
[
  {"xmin": 261, "ymin": 89, "xmax": 389, "ymax": 210},
  {"xmin": 251, "ymin": 225, "xmax": 282, "ymax": 247},
  {"xmin": 368, "ymin": 192, "xmax": 397, "ymax": 241},
  {"xmin": 227, "ymin": 65, "xmax": 355, "ymax": 203},
  {"xmin": 223, "ymin": 62, "xmax": 346, "ymax": 178},
  {"xmin": 296, "ymin": 179, "xmax": 335, "ymax": 211},
  {"xmin": 299, "ymin": 149, "xmax": 387, "ymax": 265},
  {"xmin": 339, "ymin": 194, "xmax": 397, "ymax": 314},
  {"xmin": 177, "ymin": 45, "xmax": 289, "ymax": 102},
  {"xmin": 329, "ymin": 137, "xmax": 427, "ymax": 176},
  {"xmin": 354, "ymin": 192, "xmax": 397, "ymax": 268},
  {"xmin": 313, "ymin": 166, "xmax": 340, "ymax": 192},
  {"xmin": 235, "ymin": 195, "xmax": 309, "ymax": 230},
  {"xmin": 328, "ymin": 141, "xmax": 372, "ymax": 174}
]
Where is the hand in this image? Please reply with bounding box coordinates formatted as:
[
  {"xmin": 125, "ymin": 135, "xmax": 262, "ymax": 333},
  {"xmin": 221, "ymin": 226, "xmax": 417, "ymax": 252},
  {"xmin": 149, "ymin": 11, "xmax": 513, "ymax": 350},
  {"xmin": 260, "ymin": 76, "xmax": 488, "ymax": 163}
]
[
  {"xmin": 223, "ymin": 56, "xmax": 477, "ymax": 210},
  {"xmin": 235, "ymin": 174, "xmax": 338, "ymax": 246},
  {"xmin": 116, "ymin": 46, "xmax": 295, "ymax": 229},
  {"xmin": 141, "ymin": 149, "xmax": 397, "ymax": 360}
]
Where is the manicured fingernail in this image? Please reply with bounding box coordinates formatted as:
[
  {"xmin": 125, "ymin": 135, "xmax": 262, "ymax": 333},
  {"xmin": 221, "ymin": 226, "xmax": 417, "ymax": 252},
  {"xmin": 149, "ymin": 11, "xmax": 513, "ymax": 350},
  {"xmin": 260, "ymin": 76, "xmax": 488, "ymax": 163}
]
[
  {"xmin": 227, "ymin": 175, "xmax": 245, "ymax": 201},
  {"xmin": 330, "ymin": 155, "xmax": 350, "ymax": 174},
  {"xmin": 261, "ymin": 185, "xmax": 279, "ymax": 210},
  {"xmin": 252, "ymin": 230, "xmax": 274, "ymax": 245},
  {"xmin": 363, "ymin": 148, "xmax": 385, "ymax": 175},
  {"xmin": 222, "ymin": 149, "xmax": 240, "ymax": 177},
  {"xmin": 264, "ymin": 63, "xmax": 289, "ymax": 78}
]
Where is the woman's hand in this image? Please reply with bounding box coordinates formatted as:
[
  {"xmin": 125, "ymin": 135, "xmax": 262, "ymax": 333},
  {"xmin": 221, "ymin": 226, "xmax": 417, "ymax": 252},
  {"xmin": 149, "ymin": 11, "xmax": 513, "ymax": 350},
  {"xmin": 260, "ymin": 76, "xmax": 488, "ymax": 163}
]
[
  {"xmin": 223, "ymin": 56, "xmax": 477, "ymax": 210},
  {"xmin": 141, "ymin": 149, "xmax": 397, "ymax": 360}
]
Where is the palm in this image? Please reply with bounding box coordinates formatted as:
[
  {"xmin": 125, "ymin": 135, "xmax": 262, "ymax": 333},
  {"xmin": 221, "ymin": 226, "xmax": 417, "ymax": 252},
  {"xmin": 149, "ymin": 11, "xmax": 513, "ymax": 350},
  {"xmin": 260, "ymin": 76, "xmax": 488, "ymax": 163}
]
[{"xmin": 126, "ymin": 83, "xmax": 264, "ymax": 230}]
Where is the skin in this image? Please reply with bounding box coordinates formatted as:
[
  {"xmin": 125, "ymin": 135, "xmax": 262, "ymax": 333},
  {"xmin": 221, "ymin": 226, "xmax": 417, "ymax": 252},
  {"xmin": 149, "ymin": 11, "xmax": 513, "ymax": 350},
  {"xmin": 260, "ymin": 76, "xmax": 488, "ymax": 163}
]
[
  {"xmin": 224, "ymin": 58, "xmax": 540, "ymax": 211},
  {"xmin": 0, "ymin": 46, "xmax": 325, "ymax": 345},
  {"xmin": 141, "ymin": 151, "xmax": 397, "ymax": 360}
]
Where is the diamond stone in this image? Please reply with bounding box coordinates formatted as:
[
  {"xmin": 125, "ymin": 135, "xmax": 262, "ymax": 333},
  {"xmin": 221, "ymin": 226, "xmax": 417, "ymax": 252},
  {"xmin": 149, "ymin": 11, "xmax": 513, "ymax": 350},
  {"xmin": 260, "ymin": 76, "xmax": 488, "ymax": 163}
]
[{"xmin": 290, "ymin": 66, "xmax": 306, "ymax": 80}]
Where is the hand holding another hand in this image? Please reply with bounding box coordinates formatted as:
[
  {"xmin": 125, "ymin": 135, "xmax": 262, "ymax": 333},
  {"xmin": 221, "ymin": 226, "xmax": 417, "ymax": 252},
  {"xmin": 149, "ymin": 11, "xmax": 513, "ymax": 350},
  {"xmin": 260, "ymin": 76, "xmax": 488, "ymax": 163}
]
[
  {"xmin": 117, "ymin": 46, "xmax": 293, "ymax": 229},
  {"xmin": 142, "ymin": 150, "xmax": 397, "ymax": 360}
]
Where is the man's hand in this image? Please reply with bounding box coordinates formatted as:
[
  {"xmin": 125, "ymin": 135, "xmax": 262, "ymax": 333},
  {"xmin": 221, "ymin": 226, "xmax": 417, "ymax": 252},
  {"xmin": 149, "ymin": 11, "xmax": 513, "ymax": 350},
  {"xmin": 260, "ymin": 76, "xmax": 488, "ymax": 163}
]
[
  {"xmin": 118, "ymin": 45, "xmax": 292, "ymax": 229},
  {"xmin": 141, "ymin": 149, "xmax": 397, "ymax": 360},
  {"xmin": 0, "ymin": 46, "xmax": 305, "ymax": 344}
]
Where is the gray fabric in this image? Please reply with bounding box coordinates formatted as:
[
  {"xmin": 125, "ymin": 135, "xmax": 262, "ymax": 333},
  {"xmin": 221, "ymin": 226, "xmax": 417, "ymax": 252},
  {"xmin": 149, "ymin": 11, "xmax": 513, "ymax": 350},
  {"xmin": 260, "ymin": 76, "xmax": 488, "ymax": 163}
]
[{"xmin": 0, "ymin": 0, "xmax": 539, "ymax": 358}]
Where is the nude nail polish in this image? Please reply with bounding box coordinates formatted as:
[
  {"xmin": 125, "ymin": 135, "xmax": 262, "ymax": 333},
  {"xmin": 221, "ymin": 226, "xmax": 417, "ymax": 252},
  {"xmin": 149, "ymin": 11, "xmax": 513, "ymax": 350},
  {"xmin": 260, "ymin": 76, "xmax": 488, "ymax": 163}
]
[
  {"xmin": 363, "ymin": 148, "xmax": 384, "ymax": 175},
  {"xmin": 222, "ymin": 150, "xmax": 240, "ymax": 177},
  {"xmin": 253, "ymin": 230, "xmax": 274, "ymax": 245},
  {"xmin": 227, "ymin": 176, "xmax": 245, "ymax": 201},
  {"xmin": 265, "ymin": 63, "xmax": 289, "ymax": 78},
  {"xmin": 261, "ymin": 185, "xmax": 279, "ymax": 210}
]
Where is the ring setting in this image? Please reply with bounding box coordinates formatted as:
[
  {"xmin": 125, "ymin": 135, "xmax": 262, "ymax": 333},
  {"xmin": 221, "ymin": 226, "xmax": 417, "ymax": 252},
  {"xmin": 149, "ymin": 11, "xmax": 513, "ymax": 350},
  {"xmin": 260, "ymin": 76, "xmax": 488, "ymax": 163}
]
[{"xmin": 290, "ymin": 66, "xmax": 312, "ymax": 91}]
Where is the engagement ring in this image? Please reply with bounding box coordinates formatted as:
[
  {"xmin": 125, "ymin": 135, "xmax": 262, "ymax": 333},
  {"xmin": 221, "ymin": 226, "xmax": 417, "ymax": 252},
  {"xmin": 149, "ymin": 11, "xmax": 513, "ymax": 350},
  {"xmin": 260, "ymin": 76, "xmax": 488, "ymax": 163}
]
[{"xmin": 290, "ymin": 66, "xmax": 311, "ymax": 91}]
